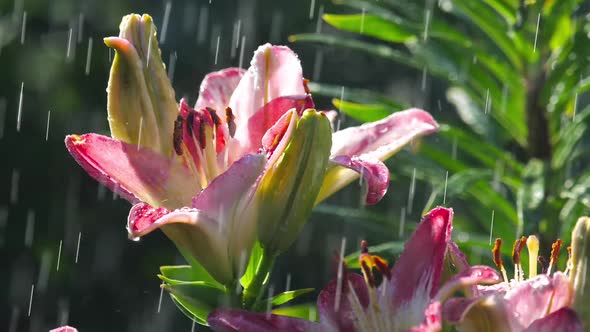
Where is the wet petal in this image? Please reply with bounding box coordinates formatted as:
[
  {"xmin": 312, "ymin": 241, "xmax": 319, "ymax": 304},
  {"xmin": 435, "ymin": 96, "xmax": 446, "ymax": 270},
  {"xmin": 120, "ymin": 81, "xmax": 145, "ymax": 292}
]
[
  {"xmin": 331, "ymin": 108, "xmax": 438, "ymax": 160},
  {"xmin": 524, "ymin": 308, "xmax": 584, "ymax": 332},
  {"xmin": 50, "ymin": 327, "xmax": 78, "ymax": 332},
  {"xmin": 317, "ymin": 155, "xmax": 389, "ymax": 205},
  {"xmin": 435, "ymin": 266, "xmax": 502, "ymax": 302},
  {"xmin": 65, "ymin": 133, "xmax": 198, "ymax": 209},
  {"xmin": 127, "ymin": 202, "xmax": 232, "ymax": 284},
  {"xmin": 406, "ymin": 301, "xmax": 442, "ymax": 332},
  {"xmin": 208, "ymin": 308, "xmax": 321, "ymax": 332},
  {"xmin": 317, "ymin": 272, "xmax": 369, "ymax": 332},
  {"xmin": 387, "ymin": 207, "xmax": 453, "ymax": 325},
  {"xmin": 195, "ymin": 68, "xmax": 245, "ymax": 118},
  {"xmin": 232, "ymin": 95, "xmax": 314, "ymax": 158},
  {"xmin": 229, "ymin": 44, "xmax": 306, "ymax": 125}
]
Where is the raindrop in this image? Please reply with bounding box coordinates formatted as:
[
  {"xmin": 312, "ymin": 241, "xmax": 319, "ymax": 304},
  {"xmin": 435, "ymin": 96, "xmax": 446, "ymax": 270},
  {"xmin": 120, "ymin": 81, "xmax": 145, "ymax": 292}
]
[
  {"xmin": 197, "ymin": 5, "xmax": 209, "ymax": 44},
  {"xmin": 27, "ymin": 284, "xmax": 34, "ymax": 316},
  {"xmin": 24, "ymin": 209, "xmax": 34, "ymax": 247},
  {"xmin": 167, "ymin": 51, "xmax": 177, "ymax": 83},
  {"xmin": 37, "ymin": 250, "xmax": 52, "ymax": 292},
  {"xmin": 238, "ymin": 35, "xmax": 246, "ymax": 69},
  {"xmin": 97, "ymin": 183, "xmax": 106, "ymax": 200},
  {"xmin": 160, "ymin": 2, "xmax": 172, "ymax": 44},
  {"xmin": 56, "ymin": 240, "xmax": 63, "ymax": 271},
  {"xmin": 75, "ymin": 231, "xmax": 81, "ymax": 263},
  {"xmin": 437, "ymin": 99, "xmax": 442, "ymax": 111},
  {"xmin": 442, "ymin": 170, "xmax": 448, "ymax": 205},
  {"xmin": 334, "ymin": 237, "xmax": 347, "ymax": 311},
  {"xmin": 0, "ymin": 206, "xmax": 7, "ymax": 246},
  {"xmin": 421, "ymin": 67, "xmax": 428, "ymax": 91},
  {"xmin": 57, "ymin": 298, "xmax": 70, "ymax": 327},
  {"xmin": 20, "ymin": 11, "xmax": 26, "ymax": 44},
  {"xmin": 309, "ymin": 0, "xmax": 316, "ymax": 20},
  {"xmin": 360, "ymin": 8, "xmax": 366, "ymax": 33},
  {"xmin": 45, "ymin": 110, "xmax": 51, "ymax": 141},
  {"xmin": 269, "ymin": 11, "xmax": 283, "ymax": 43},
  {"xmin": 157, "ymin": 282, "xmax": 165, "ymax": 313},
  {"xmin": 16, "ymin": 82, "xmax": 23, "ymax": 132},
  {"xmin": 533, "ymin": 13, "xmax": 540, "ymax": 53},
  {"xmin": 77, "ymin": 13, "xmax": 84, "ymax": 43},
  {"xmin": 190, "ymin": 320, "xmax": 196, "ymax": 332},
  {"xmin": 423, "ymin": 9, "xmax": 431, "ymax": 41},
  {"xmin": 285, "ymin": 273, "xmax": 291, "ymax": 292},
  {"xmin": 0, "ymin": 97, "xmax": 6, "ymax": 139},
  {"xmin": 137, "ymin": 116, "xmax": 144, "ymax": 150},
  {"xmin": 10, "ymin": 168, "xmax": 20, "ymax": 204},
  {"xmin": 66, "ymin": 28, "xmax": 73, "ymax": 60},
  {"xmin": 85, "ymin": 37, "xmax": 93, "ymax": 75},
  {"xmin": 214, "ymin": 35, "xmax": 220, "ymax": 65},
  {"xmin": 573, "ymin": 92, "xmax": 578, "ymax": 120},
  {"xmin": 484, "ymin": 88, "xmax": 491, "ymax": 114},
  {"xmin": 315, "ymin": 5, "xmax": 324, "ymax": 33},
  {"xmin": 399, "ymin": 207, "xmax": 406, "ymax": 238},
  {"xmin": 265, "ymin": 285, "xmax": 275, "ymax": 319},
  {"xmin": 8, "ymin": 306, "xmax": 19, "ymax": 332},
  {"xmin": 235, "ymin": 19, "xmax": 241, "ymax": 48},
  {"xmin": 407, "ymin": 168, "xmax": 416, "ymax": 214},
  {"xmin": 489, "ymin": 210, "xmax": 495, "ymax": 245}
]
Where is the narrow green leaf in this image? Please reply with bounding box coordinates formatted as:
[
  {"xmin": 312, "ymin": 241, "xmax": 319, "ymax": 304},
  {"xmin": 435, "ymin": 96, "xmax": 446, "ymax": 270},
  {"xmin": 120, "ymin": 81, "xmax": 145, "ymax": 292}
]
[
  {"xmin": 261, "ymin": 288, "xmax": 315, "ymax": 307},
  {"xmin": 323, "ymin": 14, "xmax": 416, "ymax": 43},
  {"xmin": 240, "ymin": 241, "xmax": 263, "ymax": 289},
  {"xmin": 169, "ymin": 295, "xmax": 209, "ymax": 326},
  {"xmin": 272, "ymin": 304, "xmax": 318, "ymax": 321},
  {"xmin": 332, "ymin": 99, "xmax": 394, "ymax": 122},
  {"xmin": 159, "ymin": 264, "xmax": 220, "ymax": 286},
  {"xmin": 308, "ymin": 82, "xmax": 407, "ymax": 108}
]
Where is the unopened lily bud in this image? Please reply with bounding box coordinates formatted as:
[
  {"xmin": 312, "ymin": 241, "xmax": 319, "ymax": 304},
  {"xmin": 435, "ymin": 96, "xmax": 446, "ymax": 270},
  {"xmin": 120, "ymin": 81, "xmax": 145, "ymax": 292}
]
[
  {"xmin": 571, "ymin": 216, "xmax": 590, "ymax": 328},
  {"xmin": 104, "ymin": 14, "xmax": 178, "ymax": 156},
  {"xmin": 256, "ymin": 109, "xmax": 331, "ymax": 253}
]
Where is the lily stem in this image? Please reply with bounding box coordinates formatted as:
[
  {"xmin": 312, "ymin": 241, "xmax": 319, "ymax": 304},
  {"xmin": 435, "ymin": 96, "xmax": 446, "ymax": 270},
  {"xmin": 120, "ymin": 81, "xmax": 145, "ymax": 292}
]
[{"xmin": 242, "ymin": 248, "xmax": 276, "ymax": 310}]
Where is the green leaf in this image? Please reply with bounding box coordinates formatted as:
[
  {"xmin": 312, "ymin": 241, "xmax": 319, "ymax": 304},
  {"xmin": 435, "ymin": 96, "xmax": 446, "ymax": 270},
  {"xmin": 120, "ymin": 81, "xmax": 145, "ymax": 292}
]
[
  {"xmin": 272, "ymin": 304, "xmax": 319, "ymax": 321},
  {"xmin": 308, "ymin": 82, "xmax": 407, "ymax": 109},
  {"xmin": 323, "ymin": 14, "xmax": 416, "ymax": 43},
  {"xmin": 159, "ymin": 264, "xmax": 220, "ymax": 286},
  {"xmin": 169, "ymin": 294, "xmax": 208, "ymax": 326},
  {"xmin": 259, "ymin": 288, "xmax": 315, "ymax": 308},
  {"xmin": 240, "ymin": 241, "xmax": 263, "ymax": 289},
  {"xmin": 549, "ymin": 14, "xmax": 574, "ymax": 51},
  {"xmin": 162, "ymin": 281, "xmax": 228, "ymax": 326},
  {"xmin": 552, "ymin": 105, "xmax": 590, "ymax": 169},
  {"xmin": 344, "ymin": 241, "xmax": 405, "ymax": 268},
  {"xmin": 332, "ymin": 99, "xmax": 393, "ymax": 122}
]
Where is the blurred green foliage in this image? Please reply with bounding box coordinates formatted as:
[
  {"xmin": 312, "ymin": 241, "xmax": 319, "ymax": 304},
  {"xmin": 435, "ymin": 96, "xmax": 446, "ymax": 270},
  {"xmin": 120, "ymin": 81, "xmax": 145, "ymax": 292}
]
[{"xmin": 292, "ymin": 0, "xmax": 590, "ymax": 264}]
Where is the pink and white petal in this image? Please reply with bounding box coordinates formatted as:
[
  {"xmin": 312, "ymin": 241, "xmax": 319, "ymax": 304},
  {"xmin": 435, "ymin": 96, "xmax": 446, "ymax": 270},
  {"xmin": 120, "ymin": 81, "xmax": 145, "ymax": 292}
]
[
  {"xmin": 192, "ymin": 153, "xmax": 266, "ymax": 273},
  {"xmin": 442, "ymin": 297, "xmax": 487, "ymax": 324},
  {"xmin": 228, "ymin": 44, "xmax": 306, "ymax": 125},
  {"xmin": 50, "ymin": 327, "xmax": 78, "ymax": 332},
  {"xmin": 330, "ymin": 108, "xmax": 438, "ymax": 161},
  {"xmin": 524, "ymin": 308, "xmax": 584, "ymax": 332},
  {"xmin": 316, "ymin": 155, "xmax": 389, "ymax": 205},
  {"xmin": 387, "ymin": 207, "xmax": 453, "ymax": 326},
  {"xmin": 435, "ymin": 266, "xmax": 501, "ymax": 302},
  {"xmin": 208, "ymin": 309, "xmax": 322, "ymax": 332},
  {"xmin": 127, "ymin": 202, "xmax": 233, "ymax": 284},
  {"xmin": 65, "ymin": 134, "xmax": 199, "ymax": 209},
  {"xmin": 406, "ymin": 301, "xmax": 443, "ymax": 332},
  {"xmin": 232, "ymin": 95, "xmax": 314, "ymax": 158},
  {"xmin": 317, "ymin": 272, "xmax": 369, "ymax": 332},
  {"xmin": 195, "ymin": 68, "xmax": 245, "ymax": 117}
]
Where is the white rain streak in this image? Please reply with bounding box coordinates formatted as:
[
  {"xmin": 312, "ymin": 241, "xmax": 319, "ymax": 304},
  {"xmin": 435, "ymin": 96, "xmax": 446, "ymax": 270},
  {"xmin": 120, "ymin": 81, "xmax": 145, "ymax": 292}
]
[
  {"xmin": 0, "ymin": 206, "xmax": 7, "ymax": 246},
  {"xmin": 533, "ymin": 13, "xmax": 540, "ymax": 53},
  {"xmin": 191, "ymin": 320, "xmax": 196, "ymax": 332},
  {"xmin": 316, "ymin": 5, "xmax": 324, "ymax": 33},
  {"xmin": 334, "ymin": 237, "xmax": 347, "ymax": 311},
  {"xmin": 57, "ymin": 299, "xmax": 70, "ymax": 327},
  {"xmin": 309, "ymin": 0, "xmax": 316, "ymax": 19},
  {"xmin": 484, "ymin": 88, "xmax": 491, "ymax": 114},
  {"xmin": 75, "ymin": 232, "xmax": 82, "ymax": 263},
  {"xmin": 399, "ymin": 207, "xmax": 406, "ymax": 238},
  {"xmin": 489, "ymin": 210, "xmax": 495, "ymax": 245},
  {"xmin": 238, "ymin": 35, "xmax": 246, "ymax": 69},
  {"xmin": 269, "ymin": 11, "xmax": 283, "ymax": 43},
  {"xmin": 501, "ymin": 85, "xmax": 508, "ymax": 113},
  {"xmin": 37, "ymin": 250, "xmax": 52, "ymax": 292},
  {"xmin": 312, "ymin": 6, "xmax": 324, "ymax": 81},
  {"xmin": 421, "ymin": 67, "xmax": 428, "ymax": 91},
  {"xmin": 336, "ymin": 86, "xmax": 345, "ymax": 132},
  {"xmin": 407, "ymin": 168, "xmax": 416, "ymax": 214},
  {"xmin": 45, "ymin": 110, "xmax": 51, "ymax": 141},
  {"xmin": 573, "ymin": 92, "xmax": 579, "ymax": 120},
  {"xmin": 137, "ymin": 116, "xmax": 144, "ymax": 150},
  {"xmin": 285, "ymin": 273, "xmax": 292, "ymax": 292},
  {"xmin": 28, "ymin": 284, "xmax": 34, "ymax": 316},
  {"xmin": 85, "ymin": 37, "xmax": 93, "ymax": 75},
  {"xmin": 424, "ymin": 9, "xmax": 431, "ymax": 41},
  {"xmin": 157, "ymin": 282, "xmax": 165, "ymax": 313},
  {"xmin": 20, "ymin": 11, "xmax": 26, "ymax": 44},
  {"xmin": 492, "ymin": 160, "xmax": 503, "ymax": 193},
  {"xmin": 443, "ymin": 170, "xmax": 449, "ymax": 205},
  {"xmin": 437, "ymin": 99, "xmax": 442, "ymax": 112},
  {"xmin": 10, "ymin": 169, "xmax": 20, "ymax": 204},
  {"xmin": 265, "ymin": 285, "xmax": 275, "ymax": 318},
  {"xmin": 214, "ymin": 35, "xmax": 220, "ymax": 64},
  {"xmin": 24, "ymin": 209, "xmax": 34, "ymax": 247},
  {"xmin": 57, "ymin": 240, "xmax": 63, "ymax": 271},
  {"xmin": 160, "ymin": 2, "xmax": 172, "ymax": 44},
  {"xmin": 17, "ymin": 82, "xmax": 23, "ymax": 132},
  {"xmin": 167, "ymin": 51, "xmax": 177, "ymax": 83},
  {"xmin": 97, "ymin": 183, "xmax": 107, "ymax": 200},
  {"xmin": 0, "ymin": 97, "xmax": 6, "ymax": 139},
  {"xmin": 197, "ymin": 6, "xmax": 209, "ymax": 44},
  {"xmin": 360, "ymin": 8, "xmax": 366, "ymax": 33},
  {"xmin": 66, "ymin": 28, "xmax": 73, "ymax": 60},
  {"xmin": 8, "ymin": 306, "xmax": 19, "ymax": 332},
  {"xmin": 77, "ymin": 13, "xmax": 84, "ymax": 43}
]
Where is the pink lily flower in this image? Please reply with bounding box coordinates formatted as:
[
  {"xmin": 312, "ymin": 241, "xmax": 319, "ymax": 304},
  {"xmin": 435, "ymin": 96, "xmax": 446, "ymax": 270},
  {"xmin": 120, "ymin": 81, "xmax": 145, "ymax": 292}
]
[
  {"xmin": 209, "ymin": 208, "xmax": 503, "ymax": 332},
  {"xmin": 65, "ymin": 14, "xmax": 438, "ymax": 285},
  {"xmin": 442, "ymin": 230, "xmax": 584, "ymax": 331},
  {"xmin": 50, "ymin": 327, "xmax": 78, "ymax": 332}
]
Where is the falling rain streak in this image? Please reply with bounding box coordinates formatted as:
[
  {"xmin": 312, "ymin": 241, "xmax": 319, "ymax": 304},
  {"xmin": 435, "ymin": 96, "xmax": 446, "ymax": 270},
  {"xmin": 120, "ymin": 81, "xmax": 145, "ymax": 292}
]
[
  {"xmin": 167, "ymin": 51, "xmax": 177, "ymax": 83},
  {"xmin": 0, "ymin": 98, "xmax": 6, "ymax": 139},
  {"xmin": 443, "ymin": 170, "xmax": 449, "ymax": 205},
  {"xmin": 20, "ymin": 11, "xmax": 26, "ymax": 44},
  {"xmin": 160, "ymin": 2, "xmax": 172, "ymax": 44},
  {"xmin": 423, "ymin": 9, "xmax": 431, "ymax": 41},
  {"xmin": 238, "ymin": 36, "xmax": 246, "ymax": 68},
  {"xmin": 28, "ymin": 284, "xmax": 34, "ymax": 316},
  {"xmin": 57, "ymin": 240, "xmax": 63, "ymax": 271},
  {"xmin": 533, "ymin": 13, "xmax": 540, "ymax": 53},
  {"xmin": 157, "ymin": 283, "xmax": 165, "ymax": 313},
  {"xmin": 85, "ymin": 37, "xmax": 93, "ymax": 75},
  {"xmin": 489, "ymin": 210, "xmax": 495, "ymax": 245},
  {"xmin": 17, "ymin": 82, "xmax": 23, "ymax": 132},
  {"xmin": 214, "ymin": 35, "xmax": 220, "ymax": 64},
  {"xmin": 66, "ymin": 28, "xmax": 73, "ymax": 60},
  {"xmin": 399, "ymin": 207, "xmax": 406, "ymax": 238},
  {"xmin": 10, "ymin": 169, "xmax": 20, "ymax": 204},
  {"xmin": 407, "ymin": 168, "xmax": 416, "ymax": 214},
  {"xmin": 334, "ymin": 237, "xmax": 347, "ymax": 311},
  {"xmin": 360, "ymin": 8, "xmax": 366, "ymax": 33},
  {"xmin": 309, "ymin": 0, "xmax": 316, "ymax": 19},
  {"xmin": 24, "ymin": 209, "xmax": 34, "ymax": 247},
  {"xmin": 45, "ymin": 110, "xmax": 51, "ymax": 141},
  {"xmin": 75, "ymin": 232, "xmax": 82, "ymax": 263}
]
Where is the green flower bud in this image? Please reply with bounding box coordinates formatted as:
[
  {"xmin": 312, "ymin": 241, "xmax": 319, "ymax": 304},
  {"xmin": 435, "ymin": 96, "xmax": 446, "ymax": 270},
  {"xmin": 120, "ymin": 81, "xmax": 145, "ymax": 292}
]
[
  {"xmin": 571, "ymin": 216, "xmax": 590, "ymax": 329},
  {"xmin": 104, "ymin": 14, "xmax": 178, "ymax": 156},
  {"xmin": 256, "ymin": 109, "xmax": 332, "ymax": 253}
]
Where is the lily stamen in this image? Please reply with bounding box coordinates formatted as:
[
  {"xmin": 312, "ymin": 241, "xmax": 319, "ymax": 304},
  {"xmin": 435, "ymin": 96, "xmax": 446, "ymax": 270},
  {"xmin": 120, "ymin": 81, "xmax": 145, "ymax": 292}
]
[
  {"xmin": 565, "ymin": 246, "xmax": 573, "ymax": 275},
  {"xmin": 547, "ymin": 239, "xmax": 563, "ymax": 275},
  {"xmin": 492, "ymin": 238, "xmax": 510, "ymax": 286},
  {"xmin": 511, "ymin": 236, "xmax": 526, "ymax": 282},
  {"xmin": 526, "ymin": 235, "xmax": 539, "ymax": 278}
]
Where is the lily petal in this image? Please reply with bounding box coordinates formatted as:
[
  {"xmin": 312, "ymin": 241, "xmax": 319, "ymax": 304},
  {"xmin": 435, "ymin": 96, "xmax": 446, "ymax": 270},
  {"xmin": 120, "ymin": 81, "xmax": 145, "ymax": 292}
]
[
  {"xmin": 387, "ymin": 207, "xmax": 453, "ymax": 326},
  {"xmin": 127, "ymin": 202, "xmax": 232, "ymax": 284},
  {"xmin": 233, "ymin": 95, "xmax": 314, "ymax": 157},
  {"xmin": 435, "ymin": 266, "xmax": 501, "ymax": 302},
  {"xmin": 50, "ymin": 327, "xmax": 78, "ymax": 332},
  {"xmin": 228, "ymin": 44, "xmax": 306, "ymax": 126},
  {"xmin": 317, "ymin": 155, "xmax": 389, "ymax": 205},
  {"xmin": 65, "ymin": 133, "xmax": 198, "ymax": 209},
  {"xmin": 317, "ymin": 272, "xmax": 369, "ymax": 332},
  {"xmin": 407, "ymin": 301, "xmax": 443, "ymax": 332},
  {"xmin": 208, "ymin": 308, "xmax": 320, "ymax": 332},
  {"xmin": 524, "ymin": 308, "xmax": 584, "ymax": 332},
  {"xmin": 330, "ymin": 108, "xmax": 438, "ymax": 160},
  {"xmin": 195, "ymin": 67, "xmax": 245, "ymax": 117}
]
